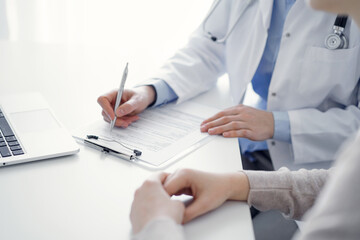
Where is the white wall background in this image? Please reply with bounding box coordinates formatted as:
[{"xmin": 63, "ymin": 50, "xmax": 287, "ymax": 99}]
[
  {"xmin": 3, "ymin": 2, "xmax": 209, "ymax": 60},
  {"xmin": 4, "ymin": 0, "xmax": 210, "ymax": 45},
  {"xmin": 1, "ymin": 0, "xmax": 212, "ymax": 84}
]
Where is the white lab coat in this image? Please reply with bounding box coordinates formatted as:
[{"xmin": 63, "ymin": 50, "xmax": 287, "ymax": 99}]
[{"xmin": 149, "ymin": 0, "xmax": 360, "ymax": 170}]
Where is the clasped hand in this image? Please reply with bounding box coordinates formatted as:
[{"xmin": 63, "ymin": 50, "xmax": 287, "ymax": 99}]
[{"xmin": 130, "ymin": 169, "xmax": 250, "ymax": 234}]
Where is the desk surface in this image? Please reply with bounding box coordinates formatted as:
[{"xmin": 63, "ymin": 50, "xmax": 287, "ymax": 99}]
[{"xmin": 0, "ymin": 41, "xmax": 254, "ymax": 240}]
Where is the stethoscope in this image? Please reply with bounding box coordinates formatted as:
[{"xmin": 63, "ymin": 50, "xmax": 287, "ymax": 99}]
[
  {"xmin": 202, "ymin": 0, "xmax": 254, "ymax": 43},
  {"xmin": 325, "ymin": 15, "xmax": 348, "ymax": 50},
  {"xmin": 203, "ymin": 0, "xmax": 349, "ymax": 50}
]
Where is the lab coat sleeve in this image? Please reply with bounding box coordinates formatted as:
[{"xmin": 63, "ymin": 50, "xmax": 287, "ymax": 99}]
[
  {"xmin": 131, "ymin": 217, "xmax": 185, "ymax": 240},
  {"xmin": 147, "ymin": 27, "xmax": 227, "ymax": 103},
  {"xmin": 288, "ymin": 96, "xmax": 360, "ymax": 164},
  {"xmin": 147, "ymin": 79, "xmax": 179, "ymax": 107}
]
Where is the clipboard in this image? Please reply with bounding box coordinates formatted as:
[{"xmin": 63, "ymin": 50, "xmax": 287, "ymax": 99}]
[
  {"xmin": 74, "ymin": 133, "xmax": 215, "ymax": 170},
  {"xmin": 73, "ymin": 102, "xmax": 220, "ymax": 170}
]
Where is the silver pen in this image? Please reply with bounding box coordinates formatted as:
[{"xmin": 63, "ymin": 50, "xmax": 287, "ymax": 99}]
[{"xmin": 110, "ymin": 62, "xmax": 129, "ymax": 131}]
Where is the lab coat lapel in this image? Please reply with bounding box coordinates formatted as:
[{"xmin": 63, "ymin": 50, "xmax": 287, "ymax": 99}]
[{"xmin": 258, "ymin": 0, "xmax": 273, "ymax": 30}]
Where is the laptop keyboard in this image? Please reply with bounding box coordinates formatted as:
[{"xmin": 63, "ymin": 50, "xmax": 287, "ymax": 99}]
[{"xmin": 0, "ymin": 108, "xmax": 24, "ymax": 157}]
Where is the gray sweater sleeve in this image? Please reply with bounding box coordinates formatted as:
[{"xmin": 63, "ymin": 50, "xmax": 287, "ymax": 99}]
[
  {"xmin": 294, "ymin": 132, "xmax": 360, "ymax": 240},
  {"xmin": 245, "ymin": 167, "xmax": 332, "ymax": 220}
]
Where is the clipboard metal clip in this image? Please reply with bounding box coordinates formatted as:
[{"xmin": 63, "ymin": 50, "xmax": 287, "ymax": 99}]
[
  {"xmin": 73, "ymin": 136, "xmax": 138, "ymax": 162},
  {"xmin": 86, "ymin": 134, "xmax": 142, "ymax": 156}
]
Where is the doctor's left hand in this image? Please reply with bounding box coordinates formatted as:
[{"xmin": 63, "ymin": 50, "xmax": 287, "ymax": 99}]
[{"xmin": 200, "ymin": 105, "xmax": 274, "ymax": 141}]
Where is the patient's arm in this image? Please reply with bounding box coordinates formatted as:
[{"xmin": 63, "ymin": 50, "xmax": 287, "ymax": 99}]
[{"xmin": 246, "ymin": 167, "xmax": 332, "ymax": 220}]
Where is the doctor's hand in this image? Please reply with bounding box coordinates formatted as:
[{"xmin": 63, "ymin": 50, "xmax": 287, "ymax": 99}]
[
  {"xmin": 130, "ymin": 172, "xmax": 185, "ymax": 234},
  {"xmin": 164, "ymin": 169, "xmax": 250, "ymax": 224},
  {"xmin": 200, "ymin": 105, "xmax": 274, "ymax": 141},
  {"xmin": 97, "ymin": 86, "xmax": 156, "ymax": 128}
]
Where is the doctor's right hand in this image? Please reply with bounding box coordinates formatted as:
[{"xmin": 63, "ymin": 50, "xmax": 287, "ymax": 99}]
[{"xmin": 97, "ymin": 86, "xmax": 156, "ymax": 128}]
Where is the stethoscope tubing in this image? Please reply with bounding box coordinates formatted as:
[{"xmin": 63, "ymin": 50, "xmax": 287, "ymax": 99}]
[
  {"xmin": 203, "ymin": 0, "xmax": 349, "ymax": 49},
  {"xmin": 202, "ymin": 0, "xmax": 254, "ymax": 43}
]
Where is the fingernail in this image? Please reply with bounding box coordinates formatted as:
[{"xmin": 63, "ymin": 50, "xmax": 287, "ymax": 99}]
[
  {"xmin": 116, "ymin": 109, "xmax": 125, "ymax": 116},
  {"xmin": 208, "ymin": 128, "xmax": 215, "ymax": 134}
]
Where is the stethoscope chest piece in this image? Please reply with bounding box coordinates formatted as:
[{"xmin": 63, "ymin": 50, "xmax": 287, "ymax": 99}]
[
  {"xmin": 325, "ymin": 16, "xmax": 349, "ymax": 50},
  {"xmin": 325, "ymin": 32, "xmax": 348, "ymax": 50}
]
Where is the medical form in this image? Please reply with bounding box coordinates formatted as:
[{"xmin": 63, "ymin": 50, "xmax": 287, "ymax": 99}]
[{"xmin": 74, "ymin": 101, "xmax": 220, "ymax": 169}]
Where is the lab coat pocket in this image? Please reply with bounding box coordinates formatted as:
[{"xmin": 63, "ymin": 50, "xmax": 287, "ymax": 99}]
[{"xmin": 299, "ymin": 45, "xmax": 360, "ymax": 104}]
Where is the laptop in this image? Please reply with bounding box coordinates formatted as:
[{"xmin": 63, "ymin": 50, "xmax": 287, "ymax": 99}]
[{"xmin": 0, "ymin": 92, "xmax": 79, "ymax": 167}]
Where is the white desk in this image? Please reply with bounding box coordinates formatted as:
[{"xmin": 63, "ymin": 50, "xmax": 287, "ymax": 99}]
[{"xmin": 0, "ymin": 41, "xmax": 254, "ymax": 240}]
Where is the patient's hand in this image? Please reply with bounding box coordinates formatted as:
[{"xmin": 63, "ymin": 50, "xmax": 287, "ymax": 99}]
[
  {"xmin": 164, "ymin": 169, "xmax": 250, "ymax": 223},
  {"xmin": 130, "ymin": 172, "xmax": 185, "ymax": 234}
]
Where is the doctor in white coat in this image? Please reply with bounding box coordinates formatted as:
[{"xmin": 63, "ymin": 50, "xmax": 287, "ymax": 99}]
[{"xmin": 98, "ymin": 0, "xmax": 360, "ymax": 171}]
